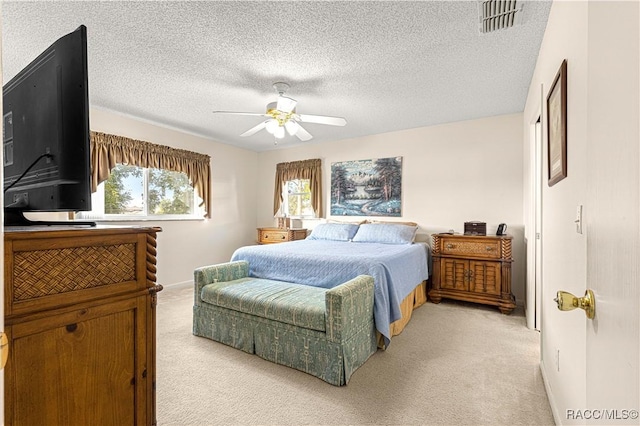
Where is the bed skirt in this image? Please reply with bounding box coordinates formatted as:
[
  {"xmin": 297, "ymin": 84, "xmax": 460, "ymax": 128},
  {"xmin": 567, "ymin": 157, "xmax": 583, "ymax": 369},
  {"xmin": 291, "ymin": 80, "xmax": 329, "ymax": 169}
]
[{"xmin": 377, "ymin": 280, "xmax": 428, "ymax": 349}]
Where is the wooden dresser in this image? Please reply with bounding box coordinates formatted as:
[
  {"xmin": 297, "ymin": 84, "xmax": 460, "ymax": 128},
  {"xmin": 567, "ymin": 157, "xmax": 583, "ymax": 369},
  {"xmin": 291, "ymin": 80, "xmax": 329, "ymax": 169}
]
[
  {"xmin": 429, "ymin": 233, "xmax": 516, "ymax": 314},
  {"xmin": 257, "ymin": 227, "xmax": 307, "ymax": 244},
  {"xmin": 4, "ymin": 226, "xmax": 162, "ymax": 426}
]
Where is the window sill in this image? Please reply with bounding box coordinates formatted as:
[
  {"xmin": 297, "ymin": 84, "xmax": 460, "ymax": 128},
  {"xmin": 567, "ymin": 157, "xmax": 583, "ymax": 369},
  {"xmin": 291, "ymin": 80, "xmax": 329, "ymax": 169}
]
[{"xmin": 82, "ymin": 217, "xmax": 205, "ymax": 223}]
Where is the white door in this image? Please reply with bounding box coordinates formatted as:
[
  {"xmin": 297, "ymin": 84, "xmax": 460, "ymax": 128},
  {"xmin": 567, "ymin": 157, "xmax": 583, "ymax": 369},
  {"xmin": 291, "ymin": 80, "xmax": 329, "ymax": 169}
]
[
  {"xmin": 540, "ymin": 3, "xmax": 638, "ymax": 424},
  {"xmin": 583, "ymin": 1, "xmax": 639, "ymax": 420},
  {"xmin": 0, "ymin": 3, "xmax": 5, "ymax": 422}
]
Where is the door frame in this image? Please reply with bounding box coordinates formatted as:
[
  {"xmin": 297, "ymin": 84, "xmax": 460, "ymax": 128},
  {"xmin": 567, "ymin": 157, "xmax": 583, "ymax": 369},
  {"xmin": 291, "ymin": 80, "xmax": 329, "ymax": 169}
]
[
  {"xmin": 526, "ymin": 102, "xmax": 543, "ymax": 332},
  {"xmin": 1, "ymin": 3, "xmax": 6, "ymax": 421}
]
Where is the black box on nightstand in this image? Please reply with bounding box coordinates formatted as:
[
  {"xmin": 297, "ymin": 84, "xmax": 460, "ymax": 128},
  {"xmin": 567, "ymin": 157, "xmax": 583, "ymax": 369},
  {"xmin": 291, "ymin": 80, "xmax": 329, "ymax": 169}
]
[{"xmin": 464, "ymin": 221, "xmax": 486, "ymax": 235}]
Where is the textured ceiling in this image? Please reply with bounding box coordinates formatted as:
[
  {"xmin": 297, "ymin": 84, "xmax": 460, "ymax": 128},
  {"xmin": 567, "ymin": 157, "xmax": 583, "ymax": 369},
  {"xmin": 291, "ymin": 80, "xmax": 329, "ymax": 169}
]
[{"xmin": 2, "ymin": 1, "xmax": 551, "ymax": 152}]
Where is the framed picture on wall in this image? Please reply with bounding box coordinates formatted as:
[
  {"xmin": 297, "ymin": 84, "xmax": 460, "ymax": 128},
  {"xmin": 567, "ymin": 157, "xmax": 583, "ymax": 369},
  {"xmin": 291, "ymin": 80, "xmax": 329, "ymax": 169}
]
[
  {"xmin": 330, "ymin": 156, "xmax": 403, "ymax": 216},
  {"xmin": 547, "ymin": 59, "xmax": 567, "ymax": 187}
]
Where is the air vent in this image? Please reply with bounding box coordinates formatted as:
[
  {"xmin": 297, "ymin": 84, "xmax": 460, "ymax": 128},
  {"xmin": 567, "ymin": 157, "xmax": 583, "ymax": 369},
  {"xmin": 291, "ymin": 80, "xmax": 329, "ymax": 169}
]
[{"xmin": 478, "ymin": 0, "xmax": 523, "ymax": 33}]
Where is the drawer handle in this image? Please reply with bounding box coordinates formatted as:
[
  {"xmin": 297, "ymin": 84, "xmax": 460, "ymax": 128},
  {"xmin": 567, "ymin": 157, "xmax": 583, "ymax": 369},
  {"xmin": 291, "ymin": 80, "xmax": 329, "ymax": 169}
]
[
  {"xmin": 486, "ymin": 246, "xmax": 495, "ymax": 251},
  {"xmin": 281, "ymin": 235, "xmax": 286, "ymax": 239},
  {"xmin": 446, "ymin": 243, "xmax": 455, "ymax": 249}
]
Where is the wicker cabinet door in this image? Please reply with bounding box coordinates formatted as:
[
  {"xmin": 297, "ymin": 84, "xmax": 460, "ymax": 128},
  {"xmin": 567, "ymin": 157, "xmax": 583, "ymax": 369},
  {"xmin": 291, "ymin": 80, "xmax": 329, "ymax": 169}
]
[
  {"xmin": 469, "ymin": 261, "xmax": 501, "ymax": 296},
  {"xmin": 6, "ymin": 296, "xmax": 149, "ymax": 426},
  {"xmin": 441, "ymin": 258, "xmax": 469, "ymax": 291}
]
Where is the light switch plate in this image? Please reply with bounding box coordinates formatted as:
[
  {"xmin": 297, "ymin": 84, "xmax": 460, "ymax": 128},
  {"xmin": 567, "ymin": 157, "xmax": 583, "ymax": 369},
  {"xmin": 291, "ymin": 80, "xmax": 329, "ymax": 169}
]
[{"xmin": 575, "ymin": 205, "xmax": 583, "ymax": 234}]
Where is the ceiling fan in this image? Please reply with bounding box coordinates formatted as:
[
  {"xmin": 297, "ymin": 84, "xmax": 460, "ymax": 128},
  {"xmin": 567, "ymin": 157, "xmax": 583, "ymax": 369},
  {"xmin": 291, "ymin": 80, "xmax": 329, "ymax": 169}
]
[{"xmin": 213, "ymin": 82, "xmax": 347, "ymax": 142}]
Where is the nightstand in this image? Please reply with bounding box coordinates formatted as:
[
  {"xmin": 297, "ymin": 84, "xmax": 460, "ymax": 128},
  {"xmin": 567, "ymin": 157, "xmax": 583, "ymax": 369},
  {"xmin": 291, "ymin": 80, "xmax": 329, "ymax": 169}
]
[
  {"xmin": 429, "ymin": 233, "xmax": 516, "ymax": 314},
  {"xmin": 257, "ymin": 227, "xmax": 308, "ymax": 244}
]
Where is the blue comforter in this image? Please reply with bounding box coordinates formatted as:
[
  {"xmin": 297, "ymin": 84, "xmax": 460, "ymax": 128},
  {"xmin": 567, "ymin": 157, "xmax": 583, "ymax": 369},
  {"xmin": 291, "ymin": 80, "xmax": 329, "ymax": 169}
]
[{"xmin": 230, "ymin": 239, "xmax": 430, "ymax": 346}]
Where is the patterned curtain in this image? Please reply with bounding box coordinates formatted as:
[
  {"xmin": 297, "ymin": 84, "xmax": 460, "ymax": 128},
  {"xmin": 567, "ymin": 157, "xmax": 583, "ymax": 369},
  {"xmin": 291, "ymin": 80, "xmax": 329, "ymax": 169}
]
[
  {"xmin": 90, "ymin": 131, "xmax": 212, "ymax": 218},
  {"xmin": 273, "ymin": 158, "xmax": 323, "ymax": 218}
]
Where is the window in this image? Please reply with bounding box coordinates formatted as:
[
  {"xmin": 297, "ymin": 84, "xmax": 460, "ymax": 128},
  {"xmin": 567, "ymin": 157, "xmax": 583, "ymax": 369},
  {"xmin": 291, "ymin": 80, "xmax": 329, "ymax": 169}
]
[
  {"xmin": 89, "ymin": 131, "xmax": 212, "ymax": 219},
  {"xmin": 283, "ymin": 179, "xmax": 315, "ymax": 218},
  {"xmin": 78, "ymin": 164, "xmax": 201, "ymax": 220},
  {"xmin": 273, "ymin": 158, "xmax": 322, "ymax": 218}
]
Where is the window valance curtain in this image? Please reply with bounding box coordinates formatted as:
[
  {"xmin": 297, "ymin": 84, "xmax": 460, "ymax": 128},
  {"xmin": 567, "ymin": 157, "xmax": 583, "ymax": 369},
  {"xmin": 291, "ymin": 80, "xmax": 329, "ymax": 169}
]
[
  {"xmin": 273, "ymin": 158, "xmax": 322, "ymax": 218},
  {"xmin": 90, "ymin": 131, "xmax": 212, "ymax": 218}
]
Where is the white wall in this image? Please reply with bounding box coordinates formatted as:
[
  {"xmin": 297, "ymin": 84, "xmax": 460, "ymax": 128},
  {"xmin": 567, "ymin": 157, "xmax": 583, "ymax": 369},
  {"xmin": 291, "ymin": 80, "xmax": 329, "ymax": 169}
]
[
  {"xmin": 257, "ymin": 114, "xmax": 526, "ymax": 302},
  {"xmin": 89, "ymin": 108, "xmax": 259, "ymax": 287},
  {"xmin": 523, "ymin": 0, "xmax": 589, "ymax": 422}
]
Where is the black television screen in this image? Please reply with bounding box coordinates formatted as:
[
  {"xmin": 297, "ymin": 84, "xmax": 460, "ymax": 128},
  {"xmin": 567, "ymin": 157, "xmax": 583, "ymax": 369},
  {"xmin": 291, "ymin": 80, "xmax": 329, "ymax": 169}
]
[{"xmin": 3, "ymin": 25, "xmax": 93, "ymax": 226}]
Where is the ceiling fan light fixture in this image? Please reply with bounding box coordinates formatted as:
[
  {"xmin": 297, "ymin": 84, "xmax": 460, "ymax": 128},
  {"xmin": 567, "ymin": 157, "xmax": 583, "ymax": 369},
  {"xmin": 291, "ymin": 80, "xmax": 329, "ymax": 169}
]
[
  {"xmin": 265, "ymin": 119, "xmax": 279, "ymax": 134},
  {"xmin": 266, "ymin": 102, "xmax": 278, "ymax": 114},
  {"xmin": 215, "ymin": 82, "xmax": 347, "ymax": 143}
]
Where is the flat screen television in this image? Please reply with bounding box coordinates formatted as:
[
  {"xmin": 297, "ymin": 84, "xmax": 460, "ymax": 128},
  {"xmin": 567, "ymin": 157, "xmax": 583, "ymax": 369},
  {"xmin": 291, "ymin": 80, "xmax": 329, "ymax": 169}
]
[{"xmin": 3, "ymin": 25, "xmax": 94, "ymax": 227}]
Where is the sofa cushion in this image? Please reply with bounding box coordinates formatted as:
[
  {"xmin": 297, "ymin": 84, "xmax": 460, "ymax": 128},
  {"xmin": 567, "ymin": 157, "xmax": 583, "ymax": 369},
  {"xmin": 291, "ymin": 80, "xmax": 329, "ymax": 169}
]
[{"xmin": 200, "ymin": 278, "xmax": 327, "ymax": 332}]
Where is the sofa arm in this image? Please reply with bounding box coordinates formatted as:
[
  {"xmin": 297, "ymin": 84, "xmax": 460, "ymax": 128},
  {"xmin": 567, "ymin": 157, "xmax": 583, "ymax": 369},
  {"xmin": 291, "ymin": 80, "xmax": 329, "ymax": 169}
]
[
  {"xmin": 193, "ymin": 261, "xmax": 249, "ymax": 305},
  {"xmin": 325, "ymin": 275, "xmax": 375, "ymax": 342}
]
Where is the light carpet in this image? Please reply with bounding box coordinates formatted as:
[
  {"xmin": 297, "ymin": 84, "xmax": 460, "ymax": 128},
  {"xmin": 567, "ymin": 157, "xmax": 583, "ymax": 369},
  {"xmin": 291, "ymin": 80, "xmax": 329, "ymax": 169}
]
[{"xmin": 156, "ymin": 283, "xmax": 554, "ymax": 425}]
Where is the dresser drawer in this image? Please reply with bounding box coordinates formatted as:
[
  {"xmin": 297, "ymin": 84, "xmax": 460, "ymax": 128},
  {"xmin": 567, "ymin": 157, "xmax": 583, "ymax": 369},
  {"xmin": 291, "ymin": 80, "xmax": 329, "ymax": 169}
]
[
  {"xmin": 258, "ymin": 228, "xmax": 308, "ymax": 244},
  {"xmin": 290, "ymin": 229, "xmax": 308, "ymax": 240},
  {"xmin": 440, "ymin": 237, "xmax": 501, "ymax": 259},
  {"xmin": 5, "ymin": 231, "xmax": 148, "ymax": 317},
  {"xmin": 260, "ymin": 229, "xmax": 289, "ymax": 243}
]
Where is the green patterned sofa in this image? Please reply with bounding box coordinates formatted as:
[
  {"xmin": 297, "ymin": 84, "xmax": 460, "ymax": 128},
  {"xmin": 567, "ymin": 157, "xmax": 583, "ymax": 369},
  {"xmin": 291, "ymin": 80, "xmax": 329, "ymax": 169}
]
[{"xmin": 192, "ymin": 260, "xmax": 377, "ymax": 386}]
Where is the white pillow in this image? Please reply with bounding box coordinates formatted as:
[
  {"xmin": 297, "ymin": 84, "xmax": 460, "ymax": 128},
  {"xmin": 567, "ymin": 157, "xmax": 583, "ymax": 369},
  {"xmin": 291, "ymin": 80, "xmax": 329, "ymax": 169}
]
[{"xmin": 352, "ymin": 223, "xmax": 417, "ymax": 244}]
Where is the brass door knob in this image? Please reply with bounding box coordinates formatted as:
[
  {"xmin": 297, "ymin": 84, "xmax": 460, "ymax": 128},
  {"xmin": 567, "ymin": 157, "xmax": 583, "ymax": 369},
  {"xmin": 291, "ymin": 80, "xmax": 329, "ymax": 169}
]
[{"xmin": 554, "ymin": 289, "xmax": 596, "ymax": 319}]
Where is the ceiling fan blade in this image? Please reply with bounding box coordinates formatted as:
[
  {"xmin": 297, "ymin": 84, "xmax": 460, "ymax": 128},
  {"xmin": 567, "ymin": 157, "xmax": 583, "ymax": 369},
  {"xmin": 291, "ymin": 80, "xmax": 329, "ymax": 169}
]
[
  {"xmin": 276, "ymin": 96, "xmax": 297, "ymax": 113},
  {"xmin": 240, "ymin": 120, "xmax": 269, "ymax": 137},
  {"xmin": 213, "ymin": 111, "xmax": 268, "ymax": 117},
  {"xmin": 284, "ymin": 120, "xmax": 299, "ymax": 136},
  {"xmin": 297, "ymin": 114, "xmax": 347, "ymax": 126},
  {"xmin": 294, "ymin": 123, "xmax": 313, "ymax": 141}
]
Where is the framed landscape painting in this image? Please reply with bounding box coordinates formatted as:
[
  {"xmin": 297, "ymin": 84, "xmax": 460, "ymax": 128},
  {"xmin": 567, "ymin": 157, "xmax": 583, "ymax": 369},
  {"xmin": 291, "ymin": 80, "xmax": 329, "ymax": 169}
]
[{"xmin": 330, "ymin": 156, "xmax": 402, "ymax": 217}]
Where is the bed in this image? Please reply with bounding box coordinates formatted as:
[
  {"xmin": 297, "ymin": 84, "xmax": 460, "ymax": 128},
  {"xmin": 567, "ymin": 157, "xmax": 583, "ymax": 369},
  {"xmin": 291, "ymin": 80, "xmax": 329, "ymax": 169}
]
[{"xmin": 230, "ymin": 222, "xmax": 430, "ymax": 347}]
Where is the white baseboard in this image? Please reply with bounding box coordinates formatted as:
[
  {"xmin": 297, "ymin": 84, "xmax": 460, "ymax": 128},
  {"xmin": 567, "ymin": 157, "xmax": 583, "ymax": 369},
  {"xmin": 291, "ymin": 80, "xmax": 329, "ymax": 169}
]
[
  {"xmin": 540, "ymin": 358, "xmax": 562, "ymax": 425},
  {"xmin": 161, "ymin": 280, "xmax": 192, "ymax": 289}
]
